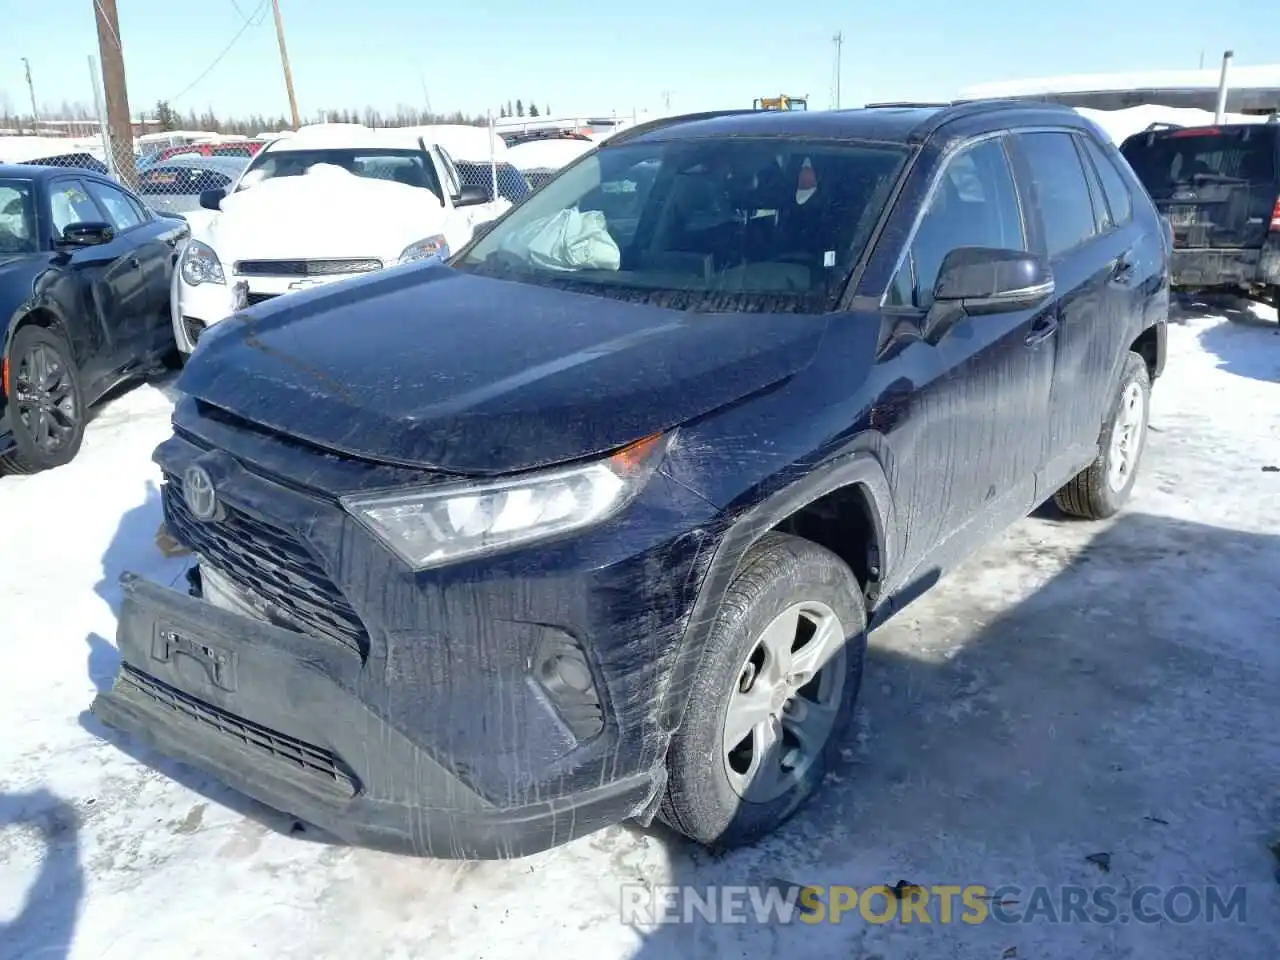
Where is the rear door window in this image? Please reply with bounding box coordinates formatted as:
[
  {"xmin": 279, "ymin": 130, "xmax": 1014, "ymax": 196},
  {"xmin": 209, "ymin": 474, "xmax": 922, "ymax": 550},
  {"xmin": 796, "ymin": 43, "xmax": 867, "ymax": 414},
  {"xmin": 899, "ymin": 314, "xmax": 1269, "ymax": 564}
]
[
  {"xmin": 1081, "ymin": 135, "xmax": 1133, "ymax": 226},
  {"xmin": 84, "ymin": 180, "xmax": 147, "ymax": 231},
  {"xmin": 1014, "ymin": 131, "xmax": 1099, "ymax": 258}
]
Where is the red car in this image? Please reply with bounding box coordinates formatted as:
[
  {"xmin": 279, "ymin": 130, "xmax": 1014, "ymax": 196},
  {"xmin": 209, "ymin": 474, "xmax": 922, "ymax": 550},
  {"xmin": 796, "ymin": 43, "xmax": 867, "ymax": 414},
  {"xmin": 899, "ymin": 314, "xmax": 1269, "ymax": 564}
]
[{"xmin": 153, "ymin": 140, "xmax": 267, "ymax": 163}]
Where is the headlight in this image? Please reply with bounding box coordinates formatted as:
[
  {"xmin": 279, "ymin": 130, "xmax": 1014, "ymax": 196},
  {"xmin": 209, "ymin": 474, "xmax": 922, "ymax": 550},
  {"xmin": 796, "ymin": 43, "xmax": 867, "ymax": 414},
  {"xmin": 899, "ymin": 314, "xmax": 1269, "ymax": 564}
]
[
  {"xmin": 181, "ymin": 239, "xmax": 225, "ymax": 285},
  {"xmin": 398, "ymin": 234, "xmax": 450, "ymax": 265},
  {"xmin": 342, "ymin": 432, "xmax": 672, "ymax": 570}
]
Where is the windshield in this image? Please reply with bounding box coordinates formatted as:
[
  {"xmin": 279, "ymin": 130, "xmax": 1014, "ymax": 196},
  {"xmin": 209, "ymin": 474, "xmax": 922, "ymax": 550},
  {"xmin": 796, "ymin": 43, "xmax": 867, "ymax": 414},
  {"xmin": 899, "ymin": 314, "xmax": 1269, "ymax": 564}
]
[
  {"xmin": 456, "ymin": 137, "xmax": 907, "ymax": 312},
  {"xmin": 0, "ymin": 180, "xmax": 37, "ymax": 255},
  {"xmin": 1122, "ymin": 128, "xmax": 1278, "ymax": 197},
  {"xmin": 236, "ymin": 147, "xmax": 443, "ymax": 200}
]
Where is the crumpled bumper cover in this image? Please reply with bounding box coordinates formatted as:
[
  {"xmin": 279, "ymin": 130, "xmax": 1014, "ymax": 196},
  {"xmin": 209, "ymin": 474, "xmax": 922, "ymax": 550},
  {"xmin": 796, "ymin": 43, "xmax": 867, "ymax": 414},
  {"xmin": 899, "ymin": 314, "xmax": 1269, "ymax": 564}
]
[
  {"xmin": 1169, "ymin": 240, "xmax": 1280, "ymax": 288},
  {"xmin": 91, "ymin": 573, "xmax": 657, "ymax": 860}
]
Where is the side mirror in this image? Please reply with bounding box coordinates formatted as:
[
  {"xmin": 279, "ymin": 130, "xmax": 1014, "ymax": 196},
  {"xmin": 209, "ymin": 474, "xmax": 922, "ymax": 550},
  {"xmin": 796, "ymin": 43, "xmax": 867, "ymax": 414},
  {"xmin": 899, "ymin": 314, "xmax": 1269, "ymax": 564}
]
[
  {"xmin": 932, "ymin": 246, "xmax": 1054, "ymax": 314},
  {"xmin": 199, "ymin": 188, "xmax": 226, "ymax": 211},
  {"xmin": 453, "ymin": 185, "xmax": 491, "ymax": 207},
  {"xmin": 59, "ymin": 221, "xmax": 115, "ymax": 247}
]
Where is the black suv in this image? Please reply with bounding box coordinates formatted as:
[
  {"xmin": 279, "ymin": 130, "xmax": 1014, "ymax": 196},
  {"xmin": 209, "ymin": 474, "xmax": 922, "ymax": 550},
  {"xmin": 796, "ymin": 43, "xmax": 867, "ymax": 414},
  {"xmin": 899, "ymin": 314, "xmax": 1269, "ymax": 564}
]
[
  {"xmin": 1120, "ymin": 120, "xmax": 1280, "ymax": 307},
  {"xmin": 93, "ymin": 101, "xmax": 1168, "ymax": 859}
]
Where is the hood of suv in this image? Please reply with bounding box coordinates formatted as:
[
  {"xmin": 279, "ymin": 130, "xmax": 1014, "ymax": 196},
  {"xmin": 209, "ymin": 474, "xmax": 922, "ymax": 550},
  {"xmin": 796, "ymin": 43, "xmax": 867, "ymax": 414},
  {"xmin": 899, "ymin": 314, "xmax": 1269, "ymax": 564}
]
[{"xmin": 177, "ymin": 265, "xmax": 829, "ymax": 474}]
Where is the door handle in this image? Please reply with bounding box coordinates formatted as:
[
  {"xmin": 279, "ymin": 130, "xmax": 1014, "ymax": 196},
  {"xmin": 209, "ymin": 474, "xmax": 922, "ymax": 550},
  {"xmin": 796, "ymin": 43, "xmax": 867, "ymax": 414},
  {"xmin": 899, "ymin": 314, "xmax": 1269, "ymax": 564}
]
[
  {"xmin": 1110, "ymin": 255, "xmax": 1136, "ymax": 285},
  {"xmin": 128, "ymin": 256, "xmax": 140, "ymax": 268},
  {"xmin": 1025, "ymin": 314, "xmax": 1058, "ymax": 346}
]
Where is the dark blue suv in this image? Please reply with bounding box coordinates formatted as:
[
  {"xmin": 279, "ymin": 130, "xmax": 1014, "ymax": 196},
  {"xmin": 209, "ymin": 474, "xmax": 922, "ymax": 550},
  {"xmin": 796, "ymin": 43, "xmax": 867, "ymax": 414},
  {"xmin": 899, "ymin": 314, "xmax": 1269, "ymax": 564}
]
[{"xmin": 93, "ymin": 100, "xmax": 1169, "ymax": 859}]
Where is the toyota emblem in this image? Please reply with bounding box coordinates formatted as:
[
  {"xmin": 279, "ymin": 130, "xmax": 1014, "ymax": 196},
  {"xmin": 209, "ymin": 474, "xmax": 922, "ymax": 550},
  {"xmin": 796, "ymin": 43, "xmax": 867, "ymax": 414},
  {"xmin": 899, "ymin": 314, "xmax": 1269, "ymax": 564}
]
[{"xmin": 183, "ymin": 464, "xmax": 222, "ymax": 522}]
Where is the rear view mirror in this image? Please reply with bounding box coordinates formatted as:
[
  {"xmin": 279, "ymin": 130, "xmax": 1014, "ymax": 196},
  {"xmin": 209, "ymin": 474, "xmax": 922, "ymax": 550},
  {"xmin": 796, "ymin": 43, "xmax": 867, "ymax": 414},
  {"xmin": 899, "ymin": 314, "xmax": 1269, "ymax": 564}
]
[
  {"xmin": 932, "ymin": 247, "xmax": 1054, "ymax": 314},
  {"xmin": 58, "ymin": 221, "xmax": 114, "ymax": 247},
  {"xmin": 199, "ymin": 188, "xmax": 226, "ymax": 211}
]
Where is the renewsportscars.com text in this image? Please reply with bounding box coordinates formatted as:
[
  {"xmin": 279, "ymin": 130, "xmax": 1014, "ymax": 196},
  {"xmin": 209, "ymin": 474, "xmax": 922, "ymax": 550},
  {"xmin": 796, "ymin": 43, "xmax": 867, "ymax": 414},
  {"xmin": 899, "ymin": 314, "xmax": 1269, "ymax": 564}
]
[{"xmin": 619, "ymin": 883, "xmax": 1248, "ymax": 926}]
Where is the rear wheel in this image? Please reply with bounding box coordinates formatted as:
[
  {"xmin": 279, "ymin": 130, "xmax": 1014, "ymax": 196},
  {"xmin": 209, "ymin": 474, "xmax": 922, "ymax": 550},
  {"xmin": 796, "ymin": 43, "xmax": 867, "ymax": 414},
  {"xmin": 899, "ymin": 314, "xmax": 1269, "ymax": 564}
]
[
  {"xmin": 659, "ymin": 532, "xmax": 867, "ymax": 849},
  {"xmin": 1, "ymin": 325, "xmax": 86, "ymax": 475},
  {"xmin": 1054, "ymin": 351, "xmax": 1151, "ymax": 520}
]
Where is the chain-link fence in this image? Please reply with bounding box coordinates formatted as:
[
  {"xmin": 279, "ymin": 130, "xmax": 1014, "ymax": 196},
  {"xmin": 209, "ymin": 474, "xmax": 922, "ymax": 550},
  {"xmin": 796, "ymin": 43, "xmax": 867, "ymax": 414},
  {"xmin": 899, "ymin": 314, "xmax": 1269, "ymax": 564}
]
[{"xmin": 2, "ymin": 107, "xmax": 587, "ymax": 225}]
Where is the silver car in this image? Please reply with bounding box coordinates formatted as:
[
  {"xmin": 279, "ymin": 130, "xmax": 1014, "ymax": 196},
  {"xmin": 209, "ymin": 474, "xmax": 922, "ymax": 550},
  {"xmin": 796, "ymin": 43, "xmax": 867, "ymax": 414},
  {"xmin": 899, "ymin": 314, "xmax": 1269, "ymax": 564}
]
[{"xmin": 136, "ymin": 155, "xmax": 250, "ymax": 216}]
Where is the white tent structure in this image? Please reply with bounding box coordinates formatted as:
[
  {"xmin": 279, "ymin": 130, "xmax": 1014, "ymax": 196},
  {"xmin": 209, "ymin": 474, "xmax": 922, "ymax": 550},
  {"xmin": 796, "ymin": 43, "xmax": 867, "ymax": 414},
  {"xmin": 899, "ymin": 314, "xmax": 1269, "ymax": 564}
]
[
  {"xmin": 1075, "ymin": 105, "xmax": 1270, "ymax": 145},
  {"xmin": 960, "ymin": 63, "xmax": 1280, "ymax": 114}
]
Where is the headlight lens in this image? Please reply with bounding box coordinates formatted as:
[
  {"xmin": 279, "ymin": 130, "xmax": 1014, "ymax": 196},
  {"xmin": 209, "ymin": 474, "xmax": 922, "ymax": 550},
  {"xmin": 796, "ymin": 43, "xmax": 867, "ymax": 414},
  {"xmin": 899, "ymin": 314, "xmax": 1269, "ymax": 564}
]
[
  {"xmin": 342, "ymin": 432, "xmax": 671, "ymax": 570},
  {"xmin": 398, "ymin": 234, "xmax": 450, "ymax": 265},
  {"xmin": 180, "ymin": 239, "xmax": 225, "ymax": 285}
]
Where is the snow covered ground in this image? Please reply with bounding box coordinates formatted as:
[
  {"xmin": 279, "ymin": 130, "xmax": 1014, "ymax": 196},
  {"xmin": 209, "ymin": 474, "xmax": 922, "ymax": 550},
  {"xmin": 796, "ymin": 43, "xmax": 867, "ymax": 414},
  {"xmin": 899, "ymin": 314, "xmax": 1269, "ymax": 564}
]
[{"xmin": 2, "ymin": 301, "xmax": 1279, "ymax": 959}]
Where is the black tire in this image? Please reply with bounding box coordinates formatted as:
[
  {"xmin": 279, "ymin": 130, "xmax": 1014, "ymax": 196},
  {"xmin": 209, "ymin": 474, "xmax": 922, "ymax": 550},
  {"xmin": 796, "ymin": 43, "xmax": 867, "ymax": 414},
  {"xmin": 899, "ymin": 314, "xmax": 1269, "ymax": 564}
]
[
  {"xmin": 0, "ymin": 325, "xmax": 86, "ymax": 475},
  {"xmin": 659, "ymin": 532, "xmax": 867, "ymax": 849},
  {"xmin": 1054, "ymin": 352, "xmax": 1151, "ymax": 520}
]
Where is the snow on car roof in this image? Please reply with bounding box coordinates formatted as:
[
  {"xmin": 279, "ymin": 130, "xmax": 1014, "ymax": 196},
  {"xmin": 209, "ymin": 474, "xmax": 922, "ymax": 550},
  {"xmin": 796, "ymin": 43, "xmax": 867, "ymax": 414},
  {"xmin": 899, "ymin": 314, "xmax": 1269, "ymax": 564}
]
[
  {"xmin": 505, "ymin": 137, "xmax": 596, "ymax": 173},
  {"xmin": 262, "ymin": 123, "xmax": 425, "ymax": 152},
  {"xmin": 261, "ymin": 123, "xmax": 506, "ymax": 160}
]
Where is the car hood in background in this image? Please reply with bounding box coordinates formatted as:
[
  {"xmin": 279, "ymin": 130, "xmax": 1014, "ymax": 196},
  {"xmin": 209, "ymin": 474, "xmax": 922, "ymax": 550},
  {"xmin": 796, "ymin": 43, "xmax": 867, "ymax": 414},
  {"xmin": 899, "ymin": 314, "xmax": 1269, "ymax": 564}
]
[{"xmin": 177, "ymin": 267, "xmax": 829, "ymax": 475}]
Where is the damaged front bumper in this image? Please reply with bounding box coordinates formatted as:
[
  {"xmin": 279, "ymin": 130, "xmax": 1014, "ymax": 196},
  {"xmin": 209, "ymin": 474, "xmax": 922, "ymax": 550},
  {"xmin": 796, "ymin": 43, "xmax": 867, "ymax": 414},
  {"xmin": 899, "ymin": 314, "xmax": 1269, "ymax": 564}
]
[{"xmin": 92, "ymin": 573, "xmax": 658, "ymax": 859}]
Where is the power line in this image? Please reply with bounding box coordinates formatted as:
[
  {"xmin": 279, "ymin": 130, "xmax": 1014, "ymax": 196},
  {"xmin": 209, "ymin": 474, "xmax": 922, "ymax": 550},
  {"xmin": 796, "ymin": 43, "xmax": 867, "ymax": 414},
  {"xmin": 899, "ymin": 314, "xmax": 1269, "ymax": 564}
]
[
  {"xmin": 230, "ymin": 0, "xmax": 269, "ymax": 26},
  {"xmin": 92, "ymin": 0, "xmax": 121, "ymax": 49},
  {"xmin": 168, "ymin": 0, "xmax": 268, "ymax": 103}
]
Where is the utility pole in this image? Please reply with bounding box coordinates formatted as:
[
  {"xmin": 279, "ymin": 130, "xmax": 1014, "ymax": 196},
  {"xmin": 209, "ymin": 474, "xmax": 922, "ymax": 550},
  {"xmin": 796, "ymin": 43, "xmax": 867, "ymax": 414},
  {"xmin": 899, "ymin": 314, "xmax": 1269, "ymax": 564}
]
[
  {"xmin": 271, "ymin": 0, "xmax": 302, "ymax": 129},
  {"xmin": 832, "ymin": 32, "xmax": 844, "ymax": 109},
  {"xmin": 21, "ymin": 57, "xmax": 38, "ymax": 126},
  {"xmin": 661, "ymin": 90, "xmax": 672, "ymax": 112},
  {"xmin": 93, "ymin": 0, "xmax": 137, "ymax": 187}
]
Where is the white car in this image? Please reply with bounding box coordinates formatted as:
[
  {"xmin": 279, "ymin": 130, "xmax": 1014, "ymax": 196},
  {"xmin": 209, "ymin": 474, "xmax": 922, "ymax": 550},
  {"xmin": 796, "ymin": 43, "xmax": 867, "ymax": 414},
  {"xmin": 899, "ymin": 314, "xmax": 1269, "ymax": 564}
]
[{"xmin": 172, "ymin": 124, "xmax": 509, "ymax": 355}]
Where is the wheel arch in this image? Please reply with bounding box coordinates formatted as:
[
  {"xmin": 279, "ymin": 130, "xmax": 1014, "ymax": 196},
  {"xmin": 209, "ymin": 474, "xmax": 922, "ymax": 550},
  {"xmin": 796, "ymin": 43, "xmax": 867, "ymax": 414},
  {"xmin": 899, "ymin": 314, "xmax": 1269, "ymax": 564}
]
[
  {"xmin": 2, "ymin": 303, "xmax": 75, "ymax": 399},
  {"xmin": 656, "ymin": 446, "xmax": 897, "ymax": 737}
]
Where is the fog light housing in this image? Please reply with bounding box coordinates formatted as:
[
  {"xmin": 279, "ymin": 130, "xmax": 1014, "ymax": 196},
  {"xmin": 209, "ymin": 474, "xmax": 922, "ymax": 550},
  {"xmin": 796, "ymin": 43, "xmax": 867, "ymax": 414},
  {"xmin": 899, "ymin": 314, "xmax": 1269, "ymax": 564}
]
[{"xmin": 533, "ymin": 630, "xmax": 604, "ymax": 741}]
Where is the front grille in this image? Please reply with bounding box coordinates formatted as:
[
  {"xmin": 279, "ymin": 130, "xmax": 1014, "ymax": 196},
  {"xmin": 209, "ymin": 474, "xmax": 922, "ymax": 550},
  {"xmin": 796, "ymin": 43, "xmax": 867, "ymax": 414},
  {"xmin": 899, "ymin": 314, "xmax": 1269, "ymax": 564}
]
[
  {"xmin": 234, "ymin": 258, "xmax": 382, "ymax": 277},
  {"xmin": 120, "ymin": 665, "xmax": 359, "ymax": 798},
  {"xmin": 245, "ymin": 292, "xmax": 277, "ymax": 306},
  {"xmin": 162, "ymin": 475, "xmax": 369, "ymax": 655}
]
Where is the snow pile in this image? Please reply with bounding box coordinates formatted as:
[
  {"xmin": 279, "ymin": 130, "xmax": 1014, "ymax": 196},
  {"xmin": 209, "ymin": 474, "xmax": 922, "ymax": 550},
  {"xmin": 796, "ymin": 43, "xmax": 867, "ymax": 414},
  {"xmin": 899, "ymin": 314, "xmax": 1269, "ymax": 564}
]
[
  {"xmin": 0, "ymin": 136, "xmax": 105, "ymax": 164},
  {"xmin": 212, "ymin": 164, "xmax": 450, "ymax": 260},
  {"xmin": 506, "ymin": 138, "xmax": 596, "ymax": 174},
  {"xmin": 1077, "ymin": 105, "xmax": 1270, "ymax": 144}
]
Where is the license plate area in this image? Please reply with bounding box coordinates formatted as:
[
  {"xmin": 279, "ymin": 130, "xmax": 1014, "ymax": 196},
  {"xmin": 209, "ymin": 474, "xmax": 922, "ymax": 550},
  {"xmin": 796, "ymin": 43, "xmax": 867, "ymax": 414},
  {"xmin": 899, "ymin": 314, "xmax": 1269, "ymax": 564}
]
[
  {"xmin": 151, "ymin": 623, "xmax": 238, "ymax": 693},
  {"xmin": 1167, "ymin": 205, "xmax": 1198, "ymax": 228}
]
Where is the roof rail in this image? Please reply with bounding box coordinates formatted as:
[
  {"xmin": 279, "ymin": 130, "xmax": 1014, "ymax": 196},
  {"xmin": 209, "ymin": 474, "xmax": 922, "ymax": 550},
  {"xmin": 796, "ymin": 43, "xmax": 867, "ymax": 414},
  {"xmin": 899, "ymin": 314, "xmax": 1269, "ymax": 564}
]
[
  {"xmin": 863, "ymin": 101, "xmax": 953, "ymax": 109},
  {"xmin": 602, "ymin": 109, "xmax": 758, "ymax": 146}
]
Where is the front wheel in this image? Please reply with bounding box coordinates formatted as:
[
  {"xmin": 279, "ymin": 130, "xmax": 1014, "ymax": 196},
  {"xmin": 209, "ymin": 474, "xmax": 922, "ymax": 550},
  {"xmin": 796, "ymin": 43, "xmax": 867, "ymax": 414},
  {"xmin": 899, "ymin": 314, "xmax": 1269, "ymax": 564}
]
[
  {"xmin": 0, "ymin": 325, "xmax": 87, "ymax": 475},
  {"xmin": 1054, "ymin": 351, "xmax": 1151, "ymax": 520},
  {"xmin": 659, "ymin": 532, "xmax": 867, "ymax": 849}
]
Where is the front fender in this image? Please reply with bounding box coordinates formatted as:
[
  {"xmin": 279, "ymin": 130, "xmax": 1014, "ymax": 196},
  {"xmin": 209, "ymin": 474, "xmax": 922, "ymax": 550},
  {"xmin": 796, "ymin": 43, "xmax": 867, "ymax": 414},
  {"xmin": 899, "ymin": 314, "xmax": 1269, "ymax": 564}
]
[
  {"xmin": 2, "ymin": 261, "xmax": 75, "ymax": 365},
  {"xmin": 654, "ymin": 442, "xmax": 896, "ymax": 736}
]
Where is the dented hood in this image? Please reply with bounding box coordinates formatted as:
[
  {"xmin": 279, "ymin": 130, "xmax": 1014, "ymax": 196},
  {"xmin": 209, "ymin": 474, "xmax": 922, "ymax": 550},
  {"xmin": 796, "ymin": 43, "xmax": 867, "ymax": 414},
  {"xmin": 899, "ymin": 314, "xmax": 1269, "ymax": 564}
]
[{"xmin": 177, "ymin": 266, "xmax": 829, "ymax": 475}]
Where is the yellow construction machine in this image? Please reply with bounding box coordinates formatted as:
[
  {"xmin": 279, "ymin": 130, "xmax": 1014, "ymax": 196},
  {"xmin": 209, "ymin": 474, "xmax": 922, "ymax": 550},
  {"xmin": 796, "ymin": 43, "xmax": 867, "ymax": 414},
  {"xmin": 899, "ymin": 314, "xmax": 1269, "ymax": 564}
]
[{"xmin": 753, "ymin": 94, "xmax": 809, "ymax": 111}]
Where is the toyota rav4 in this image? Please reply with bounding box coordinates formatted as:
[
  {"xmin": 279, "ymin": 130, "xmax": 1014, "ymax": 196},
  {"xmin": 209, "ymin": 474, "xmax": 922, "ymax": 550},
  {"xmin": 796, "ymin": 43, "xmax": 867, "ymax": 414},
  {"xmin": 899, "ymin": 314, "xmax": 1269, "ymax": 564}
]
[{"xmin": 93, "ymin": 101, "xmax": 1168, "ymax": 859}]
